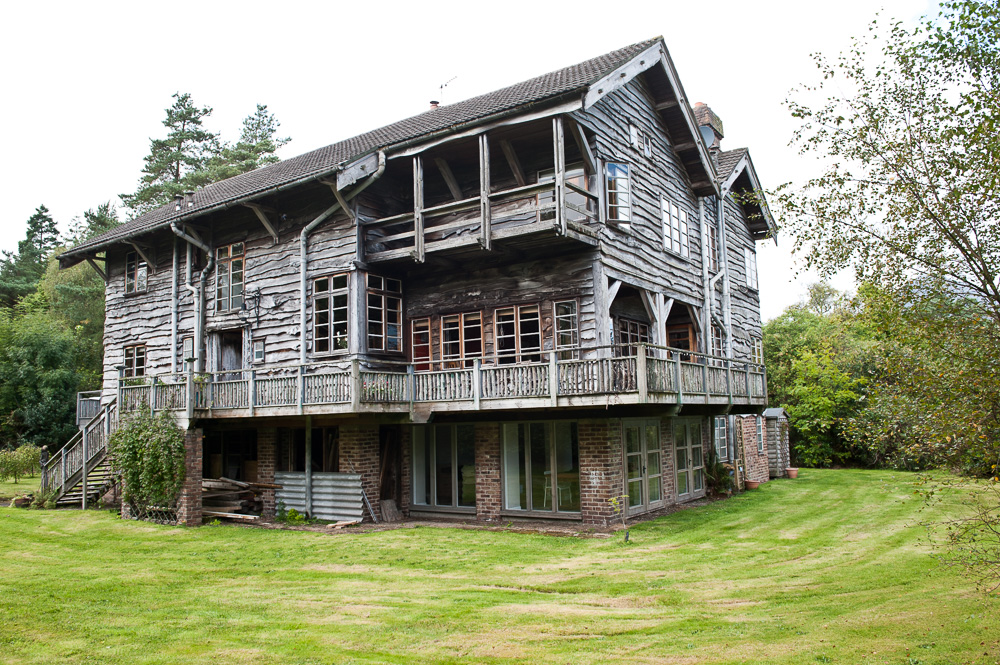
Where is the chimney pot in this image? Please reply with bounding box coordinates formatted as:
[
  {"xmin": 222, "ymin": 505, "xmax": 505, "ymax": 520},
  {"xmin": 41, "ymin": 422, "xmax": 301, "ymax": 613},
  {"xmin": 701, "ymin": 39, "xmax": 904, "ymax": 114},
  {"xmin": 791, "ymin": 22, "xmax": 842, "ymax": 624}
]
[{"xmin": 429, "ymin": 100, "xmax": 439, "ymax": 110}]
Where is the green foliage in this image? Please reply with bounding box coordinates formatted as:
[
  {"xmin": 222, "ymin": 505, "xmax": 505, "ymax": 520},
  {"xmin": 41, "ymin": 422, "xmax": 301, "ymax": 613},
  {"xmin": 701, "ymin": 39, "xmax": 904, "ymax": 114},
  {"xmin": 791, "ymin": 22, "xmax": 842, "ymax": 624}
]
[
  {"xmin": 205, "ymin": 104, "xmax": 290, "ymax": 182},
  {"xmin": 37, "ymin": 254, "xmax": 106, "ymax": 387},
  {"xmin": 0, "ymin": 444, "xmax": 41, "ymax": 483},
  {"xmin": 108, "ymin": 412, "xmax": 186, "ymax": 511},
  {"xmin": 704, "ymin": 451, "xmax": 734, "ymax": 495},
  {"xmin": 66, "ymin": 202, "xmax": 121, "ymax": 245},
  {"xmin": 0, "ymin": 206, "xmax": 59, "ymax": 309}
]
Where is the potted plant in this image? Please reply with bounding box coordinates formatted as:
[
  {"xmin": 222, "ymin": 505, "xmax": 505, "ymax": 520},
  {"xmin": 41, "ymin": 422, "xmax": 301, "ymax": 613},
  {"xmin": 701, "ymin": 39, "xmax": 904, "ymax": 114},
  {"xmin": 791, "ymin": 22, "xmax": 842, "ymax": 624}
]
[{"xmin": 785, "ymin": 467, "xmax": 799, "ymax": 479}]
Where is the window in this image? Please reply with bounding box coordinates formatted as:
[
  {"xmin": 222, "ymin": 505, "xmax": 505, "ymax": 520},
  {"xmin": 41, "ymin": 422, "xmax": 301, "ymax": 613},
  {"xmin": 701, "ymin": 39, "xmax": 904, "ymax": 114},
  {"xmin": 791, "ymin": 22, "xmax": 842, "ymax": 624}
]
[
  {"xmin": 215, "ymin": 243, "xmax": 244, "ymax": 312},
  {"xmin": 502, "ymin": 422, "xmax": 580, "ymax": 513},
  {"xmin": 441, "ymin": 312, "xmax": 482, "ymax": 367},
  {"xmin": 495, "ymin": 305, "xmax": 541, "ymax": 364},
  {"xmin": 756, "ymin": 416, "xmax": 765, "ymax": 453},
  {"xmin": 617, "ymin": 318, "xmax": 650, "ymax": 356},
  {"xmin": 314, "ymin": 273, "xmax": 349, "ymax": 354},
  {"xmin": 714, "ymin": 416, "xmax": 729, "ymax": 462},
  {"xmin": 124, "ymin": 344, "xmax": 146, "ymax": 378},
  {"xmin": 708, "ymin": 223, "xmax": 720, "ymax": 273},
  {"xmin": 124, "ymin": 251, "xmax": 147, "ymax": 294},
  {"xmin": 367, "ymin": 274, "xmax": 402, "ymax": 353},
  {"xmin": 751, "ymin": 336, "xmax": 763, "ymax": 365},
  {"xmin": 554, "ymin": 300, "xmax": 579, "ymax": 360},
  {"xmin": 181, "ymin": 336, "xmax": 194, "ymax": 372},
  {"xmin": 252, "ymin": 339, "xmax": 265, "ymax": 363},
  {"xmin": 412, "ymin": 424, "xmax": 476, "ymax": 509},
  {"xmin": 412, "ymin": 318, "xmax": 431, "ymax": 371},
  {"xmin": 661, "ymin": 198, "xmax": 690, "ymax": 257},
  {"xmin": 605, "ymin": 162, "xmax": 631, "ymax": 225},
  {"xmin": 745, "ymin": 248, "xmax": 759, "ymax": 290},
  {"xmin": 710, "ymin": 325, "xmax": 725, "ymax": 364},
  {"xmin": 629, "ymin": 123, "xmax": 653, "ymax": 158}
]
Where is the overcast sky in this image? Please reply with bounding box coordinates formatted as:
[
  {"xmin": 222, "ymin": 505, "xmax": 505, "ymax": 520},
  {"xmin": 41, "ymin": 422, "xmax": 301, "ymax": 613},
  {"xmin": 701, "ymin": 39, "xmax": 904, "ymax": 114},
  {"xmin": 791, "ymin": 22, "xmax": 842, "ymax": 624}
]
[{"xmin": 1, "ymin": 0, "xmax": 935, "ymax": 321}]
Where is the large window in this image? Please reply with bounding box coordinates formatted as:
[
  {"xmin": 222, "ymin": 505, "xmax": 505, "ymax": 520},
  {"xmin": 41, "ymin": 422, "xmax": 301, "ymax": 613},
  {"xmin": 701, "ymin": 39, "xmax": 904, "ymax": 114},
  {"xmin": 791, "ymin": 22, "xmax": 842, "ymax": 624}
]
[
  {"xmin": 314, "ymin": 273, "xmax": 349, "ymax": 354},
  {"xmin": 617, "ymin": 318, "xmax": 650, "ymax": 356},
  {"xmin": 661, "ymin": 198, "xmax": 690, "ymax": 258},
  {"xmin": 502, "ymin": 422, "xmax": 580, "ymax": 513},
  {"xmin": 745, "ymin": 248, "xmax": 759, "ymax": 290},
  {"xmin": 495, "ymin": 305, "xmax": 541, "ymax": 364},
  {"xmin": 124, "ymin": 251, "xmax": 147, "ymax": 294},
  {"xmin": 412, "ymin": 318, "xmax": 431, "ymax": 371},
  {"xmin": 215, "ymin": 243, "xmax": 244, "ymax": 312},
  {"xmin": 554, "ymin": 300, "xmax": 579, "ymax": 360},
  {"xmin": 710, "ymin": 325, "xmax": 725, "ymax": 365},
  {"xmin": 367, "ymin": 274, "xmax": 402, "ymax": 353},
  {"xmin": 714, "ymin": 416, "xmax": 729, "ymax": 462},
  {"xmin": 124, "ymin": 344, "xmax": 146, "ymax": 378},
  {"xmin": 412, "ymin": 424, "xmax": 476, "ymax": 509},
  {"xmin": 605, "ymin": 162, "xmax": 631, "ymax": 225},
  {"xmin": 441, "ymin": 312, "xmax": 482, "ymax": 367}
]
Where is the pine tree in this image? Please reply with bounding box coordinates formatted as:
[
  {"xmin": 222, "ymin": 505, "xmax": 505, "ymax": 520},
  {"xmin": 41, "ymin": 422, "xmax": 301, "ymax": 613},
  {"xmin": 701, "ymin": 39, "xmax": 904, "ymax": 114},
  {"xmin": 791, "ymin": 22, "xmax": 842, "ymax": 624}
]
[
  {"xmin": 0, "ymin": 206, "xmax": 60, "ymax": 308},
  {"xmin": 120, "ymin": 93, "xmax": 221, "ymax": 217},
  {"xmin": 67, "ymin": 202, "xmax": 121, "ymax": 245},
  {"xmin": 206, "ymin": 104, "xmax": 291, "ymax": 181}
]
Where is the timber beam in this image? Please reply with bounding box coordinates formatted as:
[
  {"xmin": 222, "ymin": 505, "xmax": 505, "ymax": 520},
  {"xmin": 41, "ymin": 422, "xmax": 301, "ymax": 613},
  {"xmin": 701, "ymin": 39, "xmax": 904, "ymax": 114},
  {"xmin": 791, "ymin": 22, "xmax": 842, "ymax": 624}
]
[
  {"xmin": 499, "ymin": 139, "xmax": 526, "ymax": 187},
  {"xmin": 433, "ymin": 158, "xmax": 464, "ymax": 202},
  {"xmin": 566, "ymin": 118, "xmax": 597, "ymax": 176},
  {"xmin": 128, "ymin": 242, "xmax": 156, "ymax": 273},
  {"xmin": 243, "ymin": 203, "xmax": 280, "ymax": 244},
  {"xmin": 85, "ymin": 256, "xmax": 107, "ymax": 283}
]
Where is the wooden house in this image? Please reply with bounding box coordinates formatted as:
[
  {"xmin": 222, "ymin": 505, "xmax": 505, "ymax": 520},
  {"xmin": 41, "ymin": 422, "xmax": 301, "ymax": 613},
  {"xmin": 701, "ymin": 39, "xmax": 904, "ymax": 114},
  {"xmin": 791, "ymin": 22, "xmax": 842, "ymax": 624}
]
[{"xmin": 54, "ymin": 38, "xmax": 773, "ymax": 525}]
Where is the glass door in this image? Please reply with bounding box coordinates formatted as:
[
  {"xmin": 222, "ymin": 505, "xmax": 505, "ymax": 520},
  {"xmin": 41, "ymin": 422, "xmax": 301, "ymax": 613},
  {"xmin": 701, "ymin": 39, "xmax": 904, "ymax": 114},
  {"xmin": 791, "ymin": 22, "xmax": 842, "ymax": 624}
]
[
  {"xmin": 623, "ymin": 419, "xmax": 663, "ymax": 515},
  {"xmin": 674, "ymin": 419, "xmax": 706, "ymax": 501}
]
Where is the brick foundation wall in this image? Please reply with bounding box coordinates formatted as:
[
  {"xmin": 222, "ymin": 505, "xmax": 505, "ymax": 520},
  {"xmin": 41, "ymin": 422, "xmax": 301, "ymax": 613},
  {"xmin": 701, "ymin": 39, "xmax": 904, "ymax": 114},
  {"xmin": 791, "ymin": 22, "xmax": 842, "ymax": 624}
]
[
  {"xmin": 176, "ymin": 428, "xmax": 203, "ymax": 526},
  {"xmin": 579, "ymin": 419, "xmax": 622, "ymax": 525},
  {"xmin": 340, "ymin": 424, "xmax": 381, "ymax": 522},
  {"xmin": 659, "ymin": 417, "xmax": 677, "ymax": 503},
  {"xmin": 258, "ymin": 427, "xmax": 277, "ymax": 520},
  {"xmin": 475, "ymin": 423, "xmax": 501, "ymax": 522},
  {"xmin": 740, "ymin": 416, "xmax": 769, "ymax": 484}
]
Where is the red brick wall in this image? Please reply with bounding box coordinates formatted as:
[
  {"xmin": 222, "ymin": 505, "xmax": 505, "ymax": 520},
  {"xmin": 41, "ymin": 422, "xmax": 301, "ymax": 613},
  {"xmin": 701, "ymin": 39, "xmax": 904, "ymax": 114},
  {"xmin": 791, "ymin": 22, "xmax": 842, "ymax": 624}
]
[
  {"xmin": 399, "ymin": 426, "xmax": 412, "ymax": 515},
  {"xmin": 176, "ymin": 428, "xmax": 203, "ymax": 526},
  {"xmin": 740, "ymin": 416, "xmax": 769, "ymax": 484},
  {"xmin": 340, "ymin": 424, "xmax": 381, "ymax": 522},
  {"xmin": 475, "ymin": 423, "xmax": 501, "ymax": 522},
  {"xmin": 579, "ymin": 419, "xmax": 623, "ymax": 525},
  {"xmin": 257, "ymin": 427, "xmax": 276, "ymax": 519},
  {"xmin": 659, "ymin": 417, "xmax": 677, "ymax": 503}
]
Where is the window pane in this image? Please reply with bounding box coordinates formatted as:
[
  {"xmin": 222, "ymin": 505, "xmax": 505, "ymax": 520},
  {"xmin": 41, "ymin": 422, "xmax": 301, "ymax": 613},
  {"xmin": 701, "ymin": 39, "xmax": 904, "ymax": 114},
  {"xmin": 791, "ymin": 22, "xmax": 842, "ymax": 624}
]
[
  {"xmin": 503, "ymin": 424, "xmax": 527, "ymax": 510},
  {"xmin": 529, "ymin": 423, "xmax": 550, "ymax": 510},
  {"xmin": 554, "ymin": 422, "xmax": 579, "ymax": 512},
  {"xmin": 413, "ymin": 428, "xmax": 430, "ymax": 506},
  {"xmin": 457, "ymin": 425, "xmax": 476, "ymax": 507},
  {"xmin": 434, "ymin": 425, "xmax": 453, "ymax": 507}
]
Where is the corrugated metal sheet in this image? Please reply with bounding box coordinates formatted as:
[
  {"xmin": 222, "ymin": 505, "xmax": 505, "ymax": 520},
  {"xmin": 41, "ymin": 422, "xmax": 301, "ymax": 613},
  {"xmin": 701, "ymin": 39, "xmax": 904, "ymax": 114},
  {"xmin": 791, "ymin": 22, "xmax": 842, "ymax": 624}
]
[{"xmin": 274, "ymin": 472, "xmax": 364, "ymax": 522}]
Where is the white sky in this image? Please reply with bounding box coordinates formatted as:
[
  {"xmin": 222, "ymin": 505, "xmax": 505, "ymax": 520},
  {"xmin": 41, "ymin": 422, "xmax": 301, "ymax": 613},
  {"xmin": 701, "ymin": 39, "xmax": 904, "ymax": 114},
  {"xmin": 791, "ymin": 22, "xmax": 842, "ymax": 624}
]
[{"xmin": 0, "ymin": 0, "xmax": 934, "ymax": 321}]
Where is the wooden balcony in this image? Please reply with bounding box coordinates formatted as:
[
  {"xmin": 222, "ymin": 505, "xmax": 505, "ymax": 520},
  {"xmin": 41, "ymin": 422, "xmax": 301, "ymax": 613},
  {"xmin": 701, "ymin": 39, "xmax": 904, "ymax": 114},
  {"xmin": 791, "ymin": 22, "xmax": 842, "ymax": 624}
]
[{"xmin": 117, "ymin": 345, "xmax": 767, "ymax": 420}]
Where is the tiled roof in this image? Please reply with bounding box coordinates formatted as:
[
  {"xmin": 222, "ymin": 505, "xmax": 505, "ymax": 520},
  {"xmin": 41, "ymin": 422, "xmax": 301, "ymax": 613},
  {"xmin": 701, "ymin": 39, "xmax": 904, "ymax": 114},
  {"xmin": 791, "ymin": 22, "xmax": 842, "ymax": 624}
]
[
  {"xmin": 718, "ymin": 148, "xmax": 748, "ymax": 182},
  {"xmin": 62, "ymin": 38, "xmax": 660, "ymax": 261}
]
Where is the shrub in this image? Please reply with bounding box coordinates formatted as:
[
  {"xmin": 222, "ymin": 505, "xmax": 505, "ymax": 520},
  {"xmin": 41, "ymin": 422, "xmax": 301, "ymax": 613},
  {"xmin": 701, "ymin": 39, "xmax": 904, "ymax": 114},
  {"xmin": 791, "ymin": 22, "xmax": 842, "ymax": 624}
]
[{"xmin": 108, "ymin": 412, "xmax": 185, "ymax": 512}]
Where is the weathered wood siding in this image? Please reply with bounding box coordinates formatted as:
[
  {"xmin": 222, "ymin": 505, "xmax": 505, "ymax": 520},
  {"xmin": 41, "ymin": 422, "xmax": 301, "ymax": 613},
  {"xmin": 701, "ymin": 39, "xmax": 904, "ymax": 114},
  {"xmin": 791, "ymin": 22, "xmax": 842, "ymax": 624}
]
[{"xmin": 721, "ymin": 194, "xmax": 763, "ymax": 362}]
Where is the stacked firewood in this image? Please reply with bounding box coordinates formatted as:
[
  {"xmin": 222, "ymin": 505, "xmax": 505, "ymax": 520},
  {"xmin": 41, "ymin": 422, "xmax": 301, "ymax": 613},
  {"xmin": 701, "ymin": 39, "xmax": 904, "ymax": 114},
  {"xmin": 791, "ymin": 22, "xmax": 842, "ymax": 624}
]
[{"xmin": 202, "ymin": 477, "xmax": 281, "ymax": 521}]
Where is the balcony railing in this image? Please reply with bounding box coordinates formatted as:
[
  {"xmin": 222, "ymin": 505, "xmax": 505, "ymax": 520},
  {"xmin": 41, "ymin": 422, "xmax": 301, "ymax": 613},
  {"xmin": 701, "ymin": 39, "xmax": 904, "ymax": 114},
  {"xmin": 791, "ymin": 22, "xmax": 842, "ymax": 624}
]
[{"xmin": 117, "ymin": 344, "xmax": 766, "ymax": 418}]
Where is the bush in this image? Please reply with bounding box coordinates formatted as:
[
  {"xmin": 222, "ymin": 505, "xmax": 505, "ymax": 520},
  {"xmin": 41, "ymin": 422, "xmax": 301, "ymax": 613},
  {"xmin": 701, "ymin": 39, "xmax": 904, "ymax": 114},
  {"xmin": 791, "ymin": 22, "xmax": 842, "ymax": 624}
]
[
  {"xmin": 0, "ymin": 444, "xmax": 41, "ymax": 483},
  {"xmin": 108, "ymin": 412, "xmax": 185, "ymax": 512}
]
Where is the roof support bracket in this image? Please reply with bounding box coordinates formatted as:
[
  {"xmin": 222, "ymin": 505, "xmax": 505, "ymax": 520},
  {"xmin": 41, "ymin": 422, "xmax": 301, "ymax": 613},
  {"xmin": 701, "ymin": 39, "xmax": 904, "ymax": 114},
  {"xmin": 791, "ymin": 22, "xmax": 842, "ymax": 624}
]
[
  {"xmin": 566, "ymin": 117, "xmax": 596, "ymax": 176},
  {"xmin": 85, "ymin": 257, "xmax": 107, "ymax": 283},
  {"xmin": 128, "ymin": 243, "xmax": 156, "ymax": 273},
  {"xmin": 499, "ymin": 139, "xmax": 526, "ymax": 187},
  {"xmin": 243, "ymin": 203, "xmax": 279, "ymax": 244}
]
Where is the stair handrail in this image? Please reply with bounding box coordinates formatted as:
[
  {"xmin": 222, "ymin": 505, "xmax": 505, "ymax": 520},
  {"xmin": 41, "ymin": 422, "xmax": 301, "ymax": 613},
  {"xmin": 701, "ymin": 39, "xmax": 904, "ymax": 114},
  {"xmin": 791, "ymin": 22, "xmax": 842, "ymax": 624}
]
[{"xmin": 43, "ymin": 398, "xmax": 118, "ymax": 498}]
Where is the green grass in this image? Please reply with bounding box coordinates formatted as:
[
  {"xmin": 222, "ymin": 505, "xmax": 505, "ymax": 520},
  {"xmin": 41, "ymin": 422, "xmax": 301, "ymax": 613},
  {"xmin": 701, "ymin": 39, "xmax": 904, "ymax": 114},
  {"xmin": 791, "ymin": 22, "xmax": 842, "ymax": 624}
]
[
  {"xmin": 0, "ymin": 474, "xmax": 40, "ymax": 500},
  {"xmin": 0, "ymin": 469, "xmax": 996, "ymax": 664}
]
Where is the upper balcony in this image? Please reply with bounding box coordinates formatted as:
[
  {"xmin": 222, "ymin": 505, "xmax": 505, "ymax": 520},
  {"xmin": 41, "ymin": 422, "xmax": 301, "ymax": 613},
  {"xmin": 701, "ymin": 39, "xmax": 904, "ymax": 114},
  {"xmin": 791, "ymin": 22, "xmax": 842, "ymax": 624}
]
[
  {"xmin": 359, "ymin": 116, "xmax": 601, "ymax": 266},
  {"xmin": 115, "ymin": 344, "xmax": 766, "ymax": 421}
]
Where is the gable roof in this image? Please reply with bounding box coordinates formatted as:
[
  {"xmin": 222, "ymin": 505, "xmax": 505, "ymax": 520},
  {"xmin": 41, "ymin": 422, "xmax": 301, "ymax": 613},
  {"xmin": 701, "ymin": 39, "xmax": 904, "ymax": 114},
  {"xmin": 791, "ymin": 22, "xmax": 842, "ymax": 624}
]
[
  {"xmin": 60, "ymin": 37, "xmax": 725, "ymax": 265},
  {"xmin": 719, "ymin": 148, "xmax": 776, "ymax": 242}
]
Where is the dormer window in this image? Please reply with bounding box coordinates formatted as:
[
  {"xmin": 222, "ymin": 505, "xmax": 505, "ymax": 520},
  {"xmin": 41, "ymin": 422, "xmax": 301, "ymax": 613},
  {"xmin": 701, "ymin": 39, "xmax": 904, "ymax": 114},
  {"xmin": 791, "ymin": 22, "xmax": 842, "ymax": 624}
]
[
  {"xmin": 216, "ymin": 243, "xmax": 244, "ymax": 312},
  {"xmin": 124, "ymin": 251, "xmax": 147, "ymax": 294},
  {"xmin": 605, "ymin": 162, "xmax": 631, "ymax": 226}
]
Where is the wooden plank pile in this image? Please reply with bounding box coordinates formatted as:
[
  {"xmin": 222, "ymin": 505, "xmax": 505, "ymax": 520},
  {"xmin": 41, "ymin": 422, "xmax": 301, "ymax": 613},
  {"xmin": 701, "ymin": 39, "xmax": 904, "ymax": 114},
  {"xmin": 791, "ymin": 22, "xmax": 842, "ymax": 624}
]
[{"xmin": 202, "ymin": 477, "xmax": 281, "ymax": 522}]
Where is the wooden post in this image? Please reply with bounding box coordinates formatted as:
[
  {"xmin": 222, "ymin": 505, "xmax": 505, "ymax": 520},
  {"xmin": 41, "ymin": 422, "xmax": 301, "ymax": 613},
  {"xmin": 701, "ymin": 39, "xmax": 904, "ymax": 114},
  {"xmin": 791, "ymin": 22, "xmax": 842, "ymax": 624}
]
[
  {"xmin": 186, "ymin": 367, "xmax": 194, "ymax": 421},
  {"xmin": 61, "ymin": 448, "xmax": 66, "ymax": 495},
  {"xmin": 552, "ymin": 116, "xmax": 567, "ymax": 236},
  {"xmin": 81, "ymin": 426, "xmax": 88, "ymax": 510},
  {"xmin": 701, "ymin": 360, "xmax": 708, "ymax": 396},
  {"xmin": 249, "ymin": 369, "xmax": 256, "ymax": 417},
  {"xmin": 473, "ymin": 359, "xmax": 482, "ymax": 410},
  {"xmin": 407, "ymin": 365, "xmax": 416, "ymax": 409},
  {"xmin": 149, "ymin": 376, "xmax": 157, "ymax": 415},
  {"xmin": 117, "ymin": 367, "xmax": 124, "ymax": 411},
  {"xmin": 304, "ymin": 415, "xmax": 313, "ymax": 517},
  {"xmin": 745, "ymin": 363, "xmax": 751, "ymax": 398},
  {"xmin": 297, "ymin": 365, "xmax": 305, "ymax": 415},
  {"xmin": 549, "ymin": 353, "xmax": 558, "ymax": 406},
  {"xmin": 479, "ymin": 134, "xmax": 492, "ymax": 250},
  {"xmin": 675, "ymin": 353, "xmax": 684, "ymax": 406},
  {"xmin": 637, "ymin": 345, "xmax": 648, "ymax": 403},
  {"xmin": 726, "ymin": 360, "xmax": 733, "ymax": 404},
  {"xmin": 413, "ymin": 155, "xmax": 425, "ymax": 263},
  {"xmin": 350, "ymin": 359, "xmax": 361, "ymax": 411}
]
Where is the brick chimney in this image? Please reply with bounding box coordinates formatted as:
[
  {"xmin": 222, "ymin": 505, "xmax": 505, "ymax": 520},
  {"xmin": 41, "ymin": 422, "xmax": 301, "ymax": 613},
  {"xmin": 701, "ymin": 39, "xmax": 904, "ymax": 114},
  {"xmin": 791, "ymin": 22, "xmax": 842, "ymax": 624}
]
[
  {"xmin": 429, "ymin": 100, "xmax": 439, "ymax": 110},
  {"xmin": 693, "ymin": 102, "xmax": 724, "ymax": 152}
]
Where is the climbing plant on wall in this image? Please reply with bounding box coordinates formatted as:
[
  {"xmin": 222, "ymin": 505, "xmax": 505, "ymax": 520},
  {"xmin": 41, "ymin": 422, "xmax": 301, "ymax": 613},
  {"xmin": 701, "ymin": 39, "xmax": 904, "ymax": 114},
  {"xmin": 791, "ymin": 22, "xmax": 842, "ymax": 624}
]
[{"xmin": 109, "ymin": 412, "xmax": 185, "ymax": 512}]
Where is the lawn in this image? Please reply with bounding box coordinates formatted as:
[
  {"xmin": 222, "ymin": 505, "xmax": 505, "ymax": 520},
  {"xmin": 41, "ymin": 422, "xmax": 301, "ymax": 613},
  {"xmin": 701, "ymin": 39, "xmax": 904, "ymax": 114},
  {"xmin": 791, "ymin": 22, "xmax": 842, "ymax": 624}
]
[
  {"xmin": 0, "ymin": 469, "xmax": 996, "ymax": 665},
  {"xmin": 0, "ymin": 474, "xmax": 40, "ymax": 501}
]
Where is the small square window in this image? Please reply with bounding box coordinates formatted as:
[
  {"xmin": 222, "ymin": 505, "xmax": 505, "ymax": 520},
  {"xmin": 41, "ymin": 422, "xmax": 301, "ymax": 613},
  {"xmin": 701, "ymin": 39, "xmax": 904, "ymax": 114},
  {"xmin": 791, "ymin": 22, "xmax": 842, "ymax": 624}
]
[{"xmin": 253, "ymin": 339, "xmax": 265, "ymax": 363}]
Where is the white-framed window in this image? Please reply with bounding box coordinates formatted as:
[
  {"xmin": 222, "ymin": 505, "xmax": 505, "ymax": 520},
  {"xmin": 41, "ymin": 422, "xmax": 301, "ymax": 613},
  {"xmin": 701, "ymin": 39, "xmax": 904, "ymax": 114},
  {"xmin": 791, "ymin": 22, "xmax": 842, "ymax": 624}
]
[
  {"xmin": 441, "ymin": 312, "xmax": 483, "ymax": 368},
  {"xmin": 709, "ymin": 325, "xmax": 725, "ymax": 365},
  {"xmin": 495, "ymin": 305, "xmax": 541, "ymax": 364},
  {"xmin": 314, "ymin": 273, "xmax": 349, "ymax": 354},
  {"xmin": 367, "ymin": 274, "xmax": 403, "ymax": 353},
  {"xmin": 502, "ymin": 421, "xmax": 580, "ymax": 513},
  {"xmin": 605, "ymin": 162, "xmax": 631, "ymax": 225},
  {"xmin": 215, "ymin": 242, "xmax": 245, "ymax": 311},
  {"xmin": 756, "ymin": 416, "xmax": 765, "ymax": 453},
  {"xmin": 629, "ymin": 122, "xmax": 653, "ymax": 158},
  {"xmin": 412, "ymin": 424, "xmax": 477, "ymax": 509},
  {"xmin": 708, "ymin": 223, "xmax": 720, "ymax": 273},
  {"xmin": 745, "ymin": 248, "xmax": 759, "ymax": 290},
  {"xmin": 124, "ymin": 344, "xmax": 146, "ymax": 378},
  {"xmin": 661, "ymin": 197, "xmax": 690, "ymax": 258},
  {"xmin": 617, "ymin": 318, "xmax": 650, "ymax": 356},
  {"xmin": 124, "ymin": 251, "xmax": 147, "ymax": 294},
  {"xmin": 412, "ymin": 318, "xmax": 431, "ymax": 370},
  {"xmin": 554, "ymin": 300, "xmax": 579, "ymax": 360},
  {"xmin": 714, "ymin": 416, "xmax": 729, "ymax": 462},
  {"xmin": 751, "ymin": 336, "xmax": 763, "ymax": 365},
  {"xmin": 252, "ymin": 339, "xmax": 265, "ymax": 363}
]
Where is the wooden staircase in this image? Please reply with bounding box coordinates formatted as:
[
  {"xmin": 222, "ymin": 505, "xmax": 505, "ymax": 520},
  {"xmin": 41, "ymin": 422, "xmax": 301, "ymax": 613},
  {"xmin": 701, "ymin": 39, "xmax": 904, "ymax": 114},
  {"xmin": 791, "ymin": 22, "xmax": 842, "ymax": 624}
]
[{"xmin": 43, "ymin": 399, "xmax": 118, "ymax": 508}]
